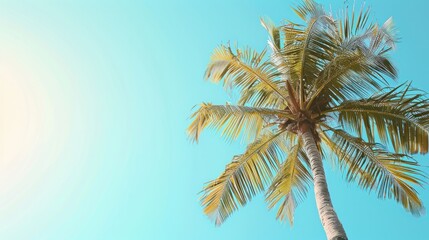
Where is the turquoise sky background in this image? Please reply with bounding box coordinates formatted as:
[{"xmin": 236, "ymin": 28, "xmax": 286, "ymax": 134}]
[{"xmin": 0, "ymin": 0, "xmax": 428, "ymax": 239}]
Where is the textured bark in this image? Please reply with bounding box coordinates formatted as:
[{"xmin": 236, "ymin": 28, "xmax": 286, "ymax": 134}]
[{"xmin": 301, "ymin": 127, "xmax": 348, "ymax": 240}]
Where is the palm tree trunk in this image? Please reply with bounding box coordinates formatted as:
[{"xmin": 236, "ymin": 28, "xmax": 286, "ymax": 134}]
[{"xmin": 301, "ymin": 126, "xmax": 348, "ymax": 240}]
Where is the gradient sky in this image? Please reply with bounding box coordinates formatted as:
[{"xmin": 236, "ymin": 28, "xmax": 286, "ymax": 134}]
[{"xmin": 0, "ymin": 0, "xmax": 428, "ymax": 239}]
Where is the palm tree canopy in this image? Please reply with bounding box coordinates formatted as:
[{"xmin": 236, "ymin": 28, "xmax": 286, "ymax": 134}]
[{"xmin": 188, "ymin": 0, "xmax": 428, "ymax": 225}]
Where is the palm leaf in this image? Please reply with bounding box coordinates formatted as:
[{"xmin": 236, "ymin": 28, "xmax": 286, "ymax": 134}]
[
  {"xmin": 327, "ymin": 84, "xmax": 429, "ymax": 154},
  {"xmin": 188, "ymin": 103, "xmax": 290, "ymax": 143},
  {"xmin": 306, "ymin": 46, "xmax": 396, "ymax": 109},
  {"xmin": 265, "ymin": 138, "xmax": 312, "ymax": 224},
  {"xmin": 200, "ymin": 130, "xmax": 290, "ymax": 225},
  {"xmin": 306, "ymin": 15, "xmax": 398, "ymax": 109},
  {"xmin": 321, "ymin": 127, "xmax": 426, "ymax": 215},
  {"xmin": 292, "ymin": 0, "xmax": 337, "ymax": 105},
  {"xmin": 237, "ymin": 81, "xmax": 288, "ymax": 108},
  {"xmin": 205, "ymin": 45, "xmax": 288, "ymax": 101},
  {"xmin": 275, "ymin": 1, "xmax": 339, "ymax": 107},
  {"xmin": 260, "ymin": 18, "xmax": 293, "ymax": 95}
]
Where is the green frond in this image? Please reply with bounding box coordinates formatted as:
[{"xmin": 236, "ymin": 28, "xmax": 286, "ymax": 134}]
[
  {"xmin": 200, "ymin": 130, "xmax": 291, "ymax": 225},
  {"xmin": 280, "ymin": 2, "xmax": 339, "ymax": 101},
  {"xmin": 204, "ymin": 45, "xmax": 288, "ymax": 101},
  {"xmin": 305, "ymin": 14, "xmax": 398, "ymax": 109},
  {"xmin": 306, "ymin": 45, "xmax": 397, "ymax": 109},
  {"xmin": 328, "ymin": 84, "xmax": 429, "ymax": 154},
  {"xmin": 321, "ymin": 127, "xmax": 426, "ymax": 215},
  {"xmin": 263, "ymin": 1, "xmax": 339, "ymax": 104},
  {"xmin": 187, "ymin": 103, "xmax": 289, "ymax": 143},
  {"xmin": 265, "ymin": 138, "xmax": 312, "ymax": 225},
  {"xmin": 238, "ymin": 81, "xmax": 288, "ymax": 108}
]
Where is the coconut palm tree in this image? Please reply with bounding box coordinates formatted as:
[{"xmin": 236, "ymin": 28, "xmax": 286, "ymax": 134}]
[{"xmin": 187, "ymin": 1, "xmax": 428, "ymax": 239}]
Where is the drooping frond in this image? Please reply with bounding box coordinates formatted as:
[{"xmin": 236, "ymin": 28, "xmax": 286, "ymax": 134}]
[
  {"xmin": 200, "ymin": 130, "xmax": 291, "ymax": 225},
  {"xmin": 327, "ymin": 83, "xmax": 429, "ymax": 154},
  {"xmin": 265, "ymin": 138, "xmax": 312, "ymax": 224},
  {"xmin": 321, "ymin": 127, "xmax": 426, "ymax": 215},
  {"xmin": 204, "ymin": 45, "xmax": 288, "ymax": 105},
  {"xmin": 188, "ymin": 103, "xmax": 290, "ymax": 143}
]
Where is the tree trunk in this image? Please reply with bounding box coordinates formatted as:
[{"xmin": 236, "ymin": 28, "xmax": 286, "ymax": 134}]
[{"xmin": 301, "ymin": 126, "xmax": 348, "ymax": 240}]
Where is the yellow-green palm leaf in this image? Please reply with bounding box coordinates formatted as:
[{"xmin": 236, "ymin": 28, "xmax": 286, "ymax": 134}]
[
  {"xmin": 188, "ymin": 103, "xmax": 291, "ymax": 143},
  {"xmin": 321, "ymin": 127, "xmax": 426, "ymax": 215},
  {"xmin": 200, "ymin": 130, "xmax": 290, "ymax": 225},
  {"xmin": 265, "ymin": 138, "xmax": 312, "ymax": 224},
  {"xmin": 205, "ymin": 45, "xmax": 288, "ymax": 103},
  {"xmin": 328, "ymin": 84, "xmax": 429, "ymax": 154}
]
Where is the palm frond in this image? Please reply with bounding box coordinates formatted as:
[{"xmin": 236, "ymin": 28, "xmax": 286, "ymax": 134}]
[
  {"xmin": 205, "ymin": 45, "xmax": 288, "ymax": 102},
  {"xmin": 265, "ymin": 138, "xmax": 312, "ymax": 224},
  {"xmin": 280, "ymin": 1, "xmax": 339, "ymax": 107},
  {"xmin": 327, "ymin": 84, "xmax": 429, "ymax": 154},
  {"xmin": 260, "ymin": 18, "xmax": 293, "ymax": 91},
  {"xmin": 306, "ymin": 14, "xmax": 398, "ymax": 109},
  {"xmin": 200, "ymin": 130, "xmax": 291, "ymax": 225},
  {"xmin": 321, "ymin": 127, "xmax": 426, "ymax": 215},
  {"xmin": 306, "ymin": 45, "xmax": 396, "ymax": 109},
  {"xmin": 188, "ymin": 103, "xmax": 290, "ymax": 143},
  {"xmin": 293, "ymin": 0, "xmax": 337, "ymax": 84},
  {"xmin": 238, "ymin": 81, "xmax": 288, "ymax": 108}
]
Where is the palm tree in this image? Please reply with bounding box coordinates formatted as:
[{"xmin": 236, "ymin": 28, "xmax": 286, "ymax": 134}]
[{"xmin": 187, "ymin": 1, "xmax": 428, "ymax": 239}]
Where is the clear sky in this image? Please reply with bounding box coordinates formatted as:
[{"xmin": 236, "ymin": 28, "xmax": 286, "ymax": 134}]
[{"xmin": 0, "ymin": 0, "xmax": 428, "ymax": 239}]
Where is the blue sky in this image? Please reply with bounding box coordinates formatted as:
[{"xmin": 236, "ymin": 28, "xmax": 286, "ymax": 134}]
[{"xmin": 0, "ymin": 0, "xmax": 428, "ymax": 239}]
